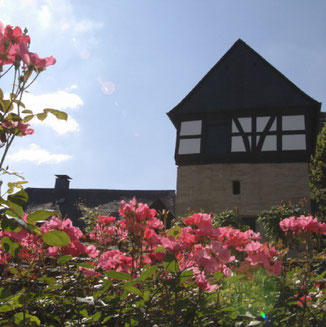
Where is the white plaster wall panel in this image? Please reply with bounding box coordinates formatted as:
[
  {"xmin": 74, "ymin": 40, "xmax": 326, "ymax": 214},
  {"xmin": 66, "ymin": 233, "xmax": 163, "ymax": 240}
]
[
  {"xmin": 232, "ymin": 136, "xmax": 248, "ymax": 152},
  {"xmin": 282, "ymin": 134, "xmax": 306, "ymax": 150},
  {"xmin": 180, "ymin": 120, "xmax": 202, "ymax": 136},
  {"xmin": 257, "ymin": 116, "xmax": 276, "ymax": 132},
  {"xmin": 282, "ymin": 115, "xmax": 305, "ymax": 131},
  {"xmin": 261, "ymin": 135, "xmax": 277, "ymax": 151},
  {"xmin": 257, "ymin": 116, "xmax": 269, "ymax": 132},
  {"xmin": 232, "ymin": 120, "xmax": 239, "ymax": 133},
  {"xmin": 238, "ymin": 117, "xmax": 251, "ymax": 132},
  {"xmin": 178, "ymin": 138, "xmax": 201, "ymax": 154}
]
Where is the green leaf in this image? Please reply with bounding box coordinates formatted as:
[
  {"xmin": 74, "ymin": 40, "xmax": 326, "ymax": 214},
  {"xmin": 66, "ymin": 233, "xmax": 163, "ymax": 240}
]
[
  {"xmin": 8, "ymin": 190, "xmax": 29, "ymax": 207},
  {"xmin": 43, "ymin": 108, "xmax": 55, "ymax": 113},
  {"xmin": 120, "ymin": 290, "xmax": 128, "ymax": 300},
  {"xmin": 0, "ymin": 304, "xmax": 16, "ymax": 313},
  {"xmin": 2, "ymin": 215, "xmax": 36, "ymax": 235},
  {"xmin": 7, "ymin": 181, "xmax": 28, "ymax": 193},
  {"xmin": 93, "ymin": 280, "xmax": 112, "ymax": 299},
  {"xmin": 27, "ymin": 210, "xmax": 57, "ymax": 223},
  {"xmin": 22, "ymin": 109, "xmax": 33, "ymax": 114},
  {"xmin": 26, "ymin": 223, "xmax": 41, "ymax": 235},
  {"xmin": 92, "ymin": 311, "xmax": 101, "ymax": 322},
  {"xmin": 53, "ymin": 110, "xmax": 67, "ymax": 121},
  {"xmin": 3, "ymin": 99, "xmax": 13, "ymax": 112},
  {"xmin": 44, "ymin": 108, "xmax": 68, "ymax": 121},
  {"xmin": 218, "ymin": 306, "xmax": 236, "ymax": 312},
  {"xmin": 14, "ymin": 312, "xmax": 41, "ymax": 326},
  {"xmin": 154, "ymin": 246, "xmax": 166, "ymax": 252},
  {"xmin": 57, "ymin": 255, "xmax": 73, "ymax": 265},
  {"xmin": 13, "ymin": 99, "xmax": 25, "ymax": 108},
  {"xmin": 7, "ymin": 200, "xmax": 24, "ymax": 218},
  {"xmin": 104, "ymin": 271, "xmax": 131, "ymax": 280},
  {"xmin": 78, "ymin": 262, "xmax": 94, "ymax": 269},
  {"xmin": 226, "ymin": 274, "xmax": 245, "ymax": 282},
  {"xmin": 214, "ymin": 271, "xmax": 224, "ymax": 280},
  {"xmin": 139, "ymin": 265, "xmax": 158, "ymax": 281},
  {"xmin": 36, "ymin": 112, "xmax": 47, "ymax": 121},
  {"xmin": 0, "ymin": 288, "xmax": 11, "ymax": 300},
  {"xmin": 179, "ymin": 269, "xmax": 193, "ymax": 282},
  {"xmin": 23, "ymin": 115, "xmax": 34, "ymax": 123},
  {"xmin": 80, "ymin": 309, "xmax": 89, "ymax": 318},
  {"xmin": 1, "ymin": 216, "xmax": 21, "ymax": 232},
  {"xmin": 9, "ymin": 267, "xmax": 19, "ymax": 274},
  {"xmin": 0, "ymin": 88, "xmax": 3, "ymax": 99},
  {"xmin": 143, "ymin": 290, "xmax": 151, "ymax": 301},
  {"xmin": 38, "ymin": 276, "xmax": 56, "ymax": 286},
  {"xmin": 167, "ymin": 226, "xmax": 182, "ymax": 238},
  {"xmin": 229, "ymin": 311, "xmax": 239, "ymax": 320},
  {"xmin": 313, "ymin": 270, "xmax": 326, "ymax": 280},
  {"xmin": 123, "ymin": 285, "xmax": 142, "ymax": 296},
  {"xmin": 42, "ymin": 230, "xmax": 70, "ymax": 246},
  {"xmin": 0, "ymin": 99, "xmax": 5, "ymax": 112},
  {"xmin": 1, "ymin": 237, "xmax": 19, "ymax": 257},
  {"xmin": 163, "ymin": 253, "xmax": 179, "ymax": 273},
  {"xmin": 0, "ymin": 294, "xmax": 23, "ymax": 312},
  {"xmin": 6, "ymin": 112, "xmax": 20, "ymax": 121}
]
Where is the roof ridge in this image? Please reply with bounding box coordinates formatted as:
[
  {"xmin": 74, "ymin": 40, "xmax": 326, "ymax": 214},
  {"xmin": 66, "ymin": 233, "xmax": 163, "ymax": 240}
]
[{"xmin": 167, "ymin": 39, "xmax": 320, "ymax": 125}]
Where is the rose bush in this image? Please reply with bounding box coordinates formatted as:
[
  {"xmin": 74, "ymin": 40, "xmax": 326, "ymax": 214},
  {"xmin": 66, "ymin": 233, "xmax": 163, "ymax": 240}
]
[
  {"xmin": 1, "ymin": 196, "xmax": 326, "ymax": 326},
  {"xmin": 0, "ymin": 21, "xmax": 326, "ymax": 326}
]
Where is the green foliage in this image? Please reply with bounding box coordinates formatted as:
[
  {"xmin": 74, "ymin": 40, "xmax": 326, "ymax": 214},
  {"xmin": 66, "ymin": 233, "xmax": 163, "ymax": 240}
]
[
  {"xmin": 257, "ymin": 200, "xmax": 306, "ymax": 241},
  {"xmin": 27, "ymin": 210, "xmax": 58, "ymax": 223},
  {"xmin": 213, "ymin": 208, "xmax": 250, "ymax": 231},
  {"xmin": 42, "ymin": 230, "xmax": 70, "ymax": 246},
  {"xmin": 310, "ymin": 121, "xmax": 326, "ymax": 220},
  {"xmin": 78, "ymin": 203, "xmax": 103, "ymax": 233}
]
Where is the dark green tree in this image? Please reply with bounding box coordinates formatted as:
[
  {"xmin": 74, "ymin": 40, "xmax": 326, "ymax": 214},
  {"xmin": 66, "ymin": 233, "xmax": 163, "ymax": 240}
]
[{"xmin": 310, "ymin": 121, "xmax": 326, "ymax": 220}]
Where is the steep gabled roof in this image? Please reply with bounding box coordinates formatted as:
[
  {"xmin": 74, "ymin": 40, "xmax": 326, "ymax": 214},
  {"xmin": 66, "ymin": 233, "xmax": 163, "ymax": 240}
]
[{"xmin": 168, "ymin": 39, "xmax": 320, "ymax": 125}]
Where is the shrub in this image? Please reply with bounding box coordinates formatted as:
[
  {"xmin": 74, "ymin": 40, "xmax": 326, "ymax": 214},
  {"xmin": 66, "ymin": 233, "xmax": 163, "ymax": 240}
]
[{"xmin": 257, "ymin": 200, "xmax": 307, "ymax": 242}]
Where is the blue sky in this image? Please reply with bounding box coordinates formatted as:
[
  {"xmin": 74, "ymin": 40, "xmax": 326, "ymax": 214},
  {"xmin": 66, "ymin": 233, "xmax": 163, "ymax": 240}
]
[{"xmin": 1, "ymin": 0, "xmax": 326, "ymax": 191}]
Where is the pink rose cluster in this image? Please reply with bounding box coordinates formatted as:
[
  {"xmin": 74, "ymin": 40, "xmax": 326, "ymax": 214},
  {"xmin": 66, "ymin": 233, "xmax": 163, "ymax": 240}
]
[
  {"xmin": 279, "ymin": 215, "xmax": 326, "ymax": 235},
  {"xmin": 1, "ymin": 120, "xmax": 34, "ymax": 137},
  {"xmin": 41, "ymin": 217, "xmax": 99, "ymax": 258},
  {"xmin": 0, "ymin": 199, "xmax": 284, "ymax": 292},
  {"xmin": 89, "ymin": 216, "xmax": 117, "ymax": 245},
  {"xmin": 0, "ymin": 21, "xmax": 55, "ymax": 69}
]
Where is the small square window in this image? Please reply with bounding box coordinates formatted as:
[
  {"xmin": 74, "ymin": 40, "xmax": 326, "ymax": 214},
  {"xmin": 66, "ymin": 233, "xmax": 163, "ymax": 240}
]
[{"xmin": 233, "ymin": 181, "xmax": 240, "ymax": 195}]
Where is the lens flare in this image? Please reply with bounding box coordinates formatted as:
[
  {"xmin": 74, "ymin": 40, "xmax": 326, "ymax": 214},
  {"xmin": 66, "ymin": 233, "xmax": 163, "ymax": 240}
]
[{"xmin": 260, "ymin": 311, "xmax": 268, "ymax": 321}]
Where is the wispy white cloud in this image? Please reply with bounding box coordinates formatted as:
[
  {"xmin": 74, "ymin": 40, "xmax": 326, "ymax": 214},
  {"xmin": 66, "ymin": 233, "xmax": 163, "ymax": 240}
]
[
  {"xmin": 0, "ymin": 0, "xmax": 104, "ymax": 37},
  {"xmin": 37, "ymin": 115, "xmax": 80, "ymax": 135},
  {"xmin": 22, "ymin": 89, "xmax": 83, "ymax": 112},
  {"xmin": 38, "ymin": 4, "xmax": 52, "ymax": 29},
  {"xmin": 20, "ymin": 88, "xmax": 83, "ymax": 134},
  {"xmin": 65, "ymin": 84, "xmax": 78, "ymax": 91},
  {"xmin": 8, "ymin": 144, "xmax": 72, "ymax": 165}
]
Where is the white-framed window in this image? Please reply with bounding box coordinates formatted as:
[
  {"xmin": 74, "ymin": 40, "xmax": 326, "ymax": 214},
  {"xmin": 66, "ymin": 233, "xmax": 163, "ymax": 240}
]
[
  {"xmin": 231, "ymin": 114, "xmax": 306, "ymax": 152},
  {"xmin": 178, "ymin": 120, "xmax": 202, "ymax": 154}
]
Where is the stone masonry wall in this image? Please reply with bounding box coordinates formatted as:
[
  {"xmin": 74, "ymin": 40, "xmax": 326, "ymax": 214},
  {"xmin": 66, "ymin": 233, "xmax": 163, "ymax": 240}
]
[{"xmin": 176, "ymin": 163, "xmax": 310, "ymax": 217}]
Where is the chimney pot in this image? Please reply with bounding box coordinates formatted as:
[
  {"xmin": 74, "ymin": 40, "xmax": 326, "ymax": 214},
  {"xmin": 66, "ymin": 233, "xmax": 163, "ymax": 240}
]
[{"xmin": 55, "ymin": 175, "xmax": 72, "ymax": 190}]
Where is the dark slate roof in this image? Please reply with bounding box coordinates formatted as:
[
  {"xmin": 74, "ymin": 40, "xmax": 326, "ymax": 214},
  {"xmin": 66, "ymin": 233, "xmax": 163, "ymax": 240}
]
[
  {"xmin": 25, "ymin": 187, "xmax": 176, "ymax": 228},
  {"xmin": 168, "ymin": 39, "xmax": 320, "ymax": 126}
]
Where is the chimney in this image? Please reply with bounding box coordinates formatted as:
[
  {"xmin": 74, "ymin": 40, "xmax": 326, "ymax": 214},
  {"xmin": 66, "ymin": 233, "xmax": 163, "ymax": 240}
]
[{"xmin": 55, "ymin": 175, "xmax": 72, "ymax": 190}]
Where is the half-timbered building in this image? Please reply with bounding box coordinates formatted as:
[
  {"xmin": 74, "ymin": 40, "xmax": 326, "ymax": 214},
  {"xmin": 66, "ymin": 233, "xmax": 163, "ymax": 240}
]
[{"xmin": 168, "ymin": 39, "xmax": 322, "ymax": 229}]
